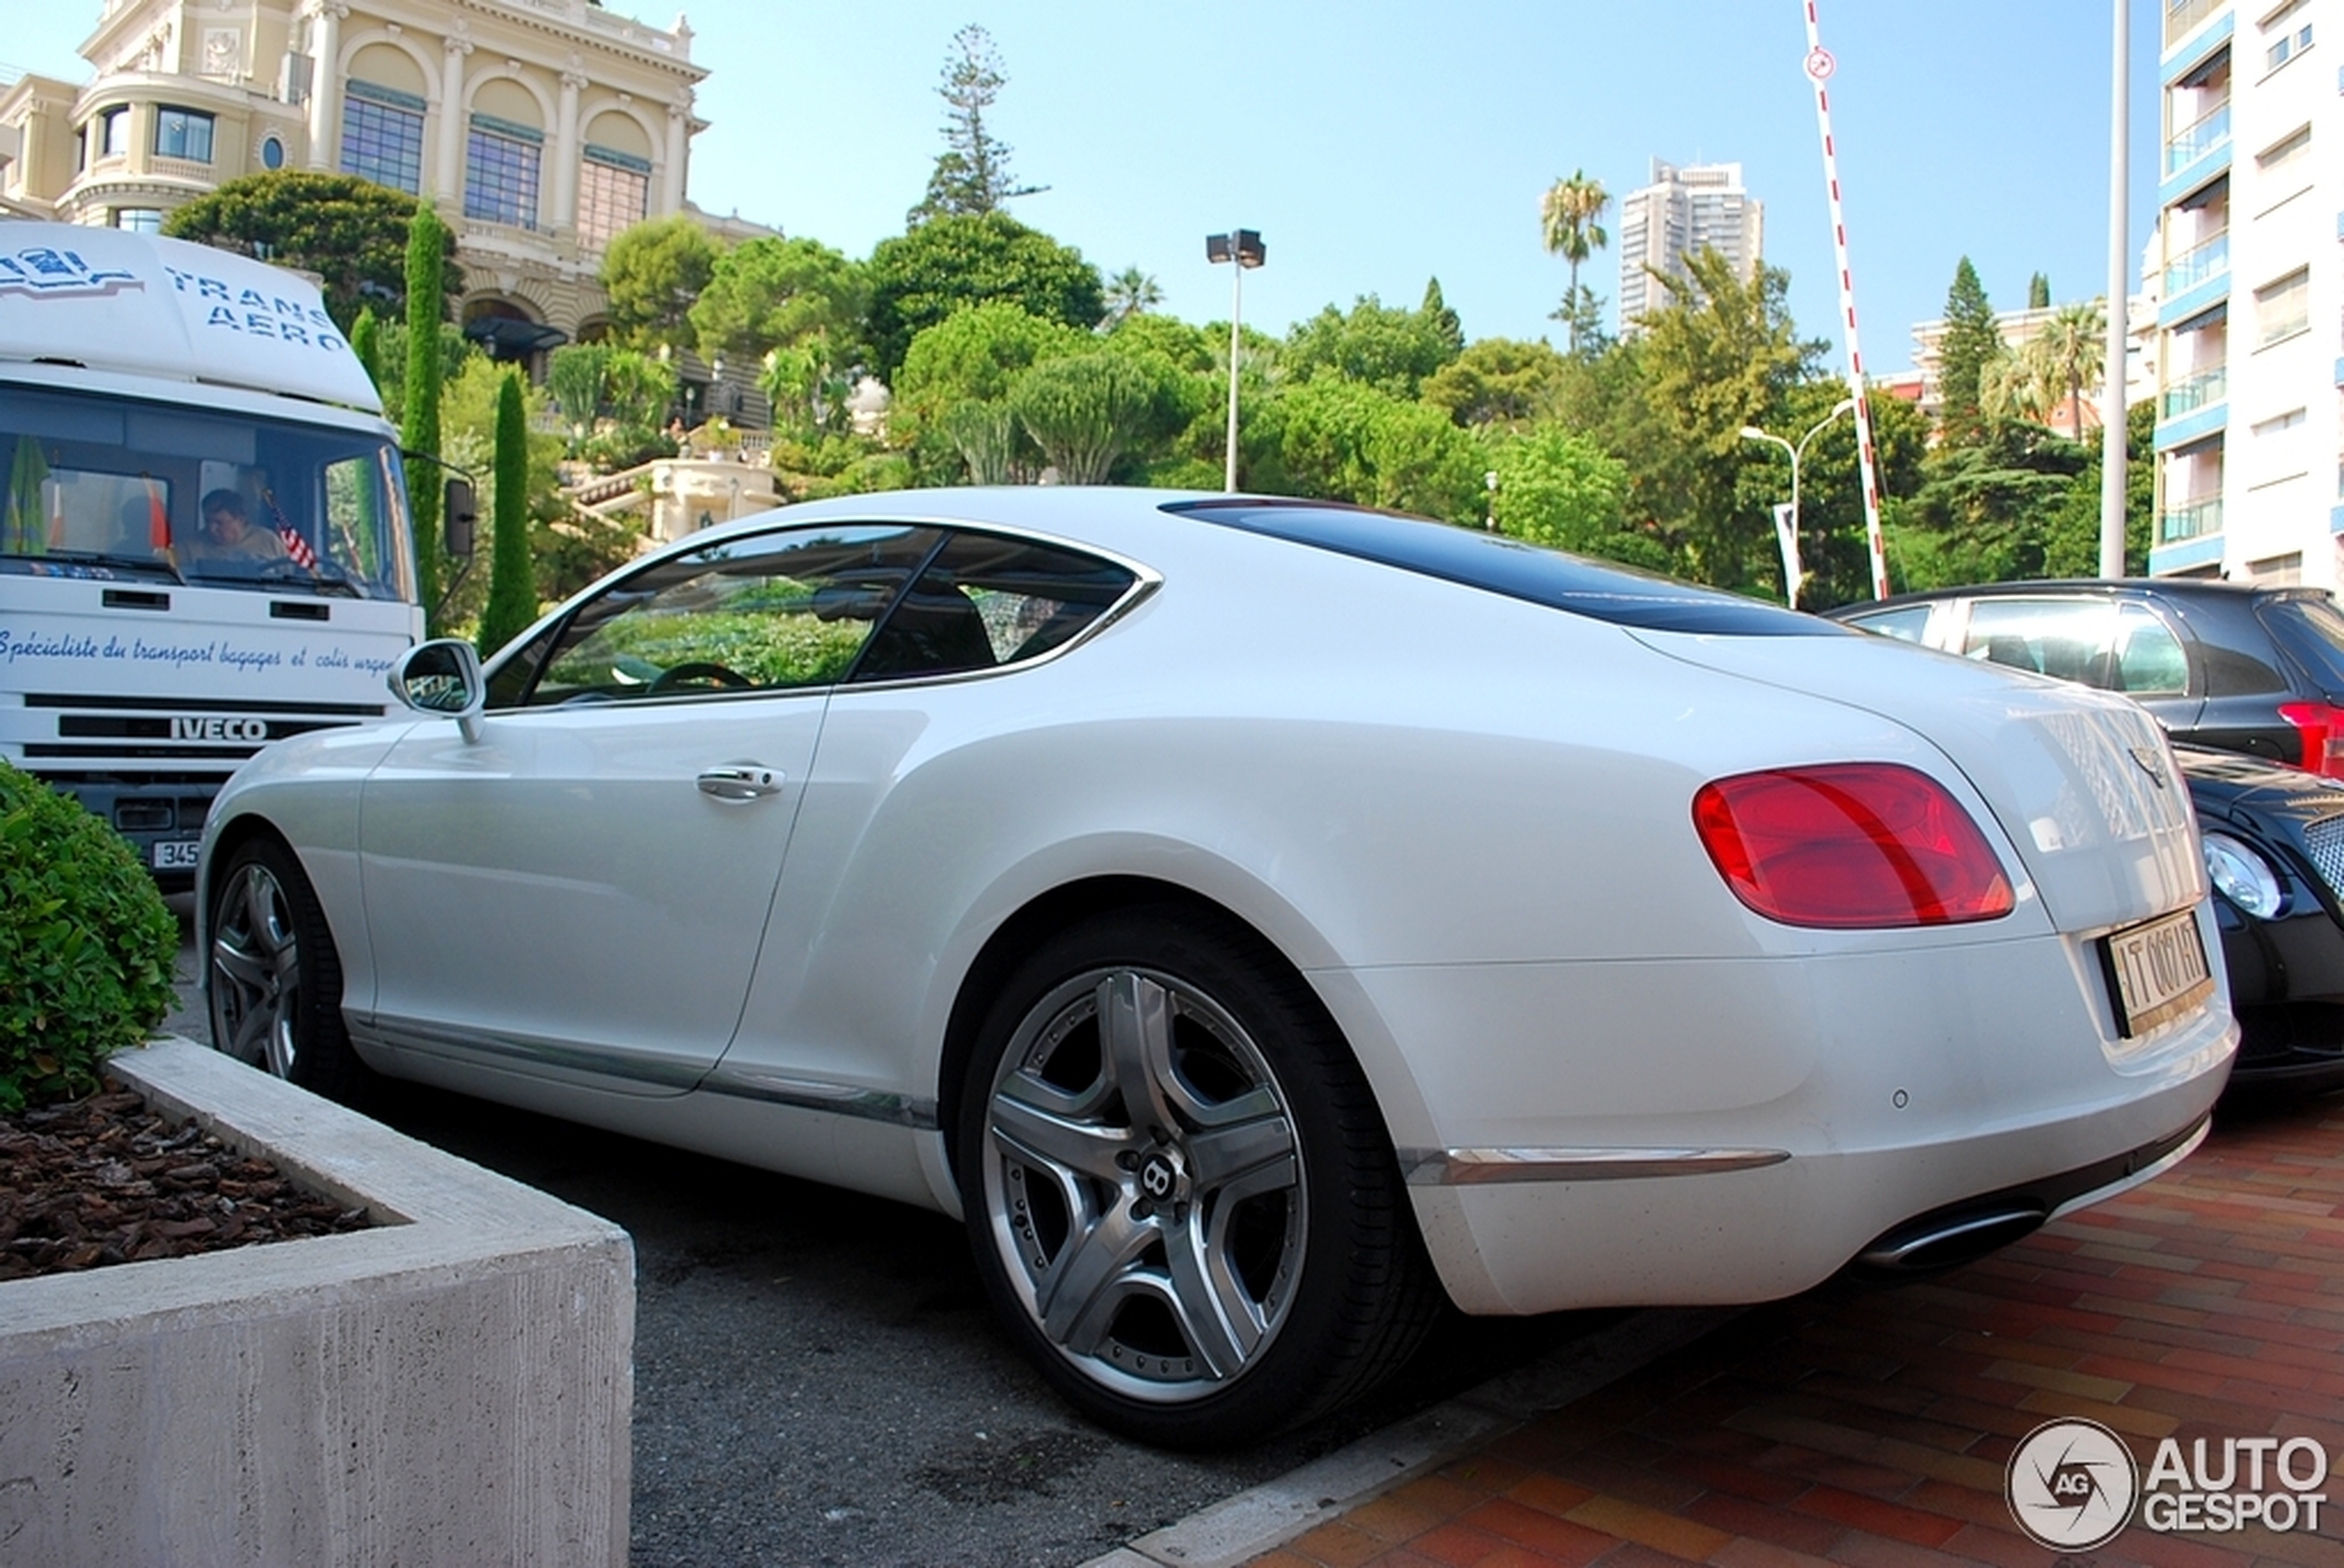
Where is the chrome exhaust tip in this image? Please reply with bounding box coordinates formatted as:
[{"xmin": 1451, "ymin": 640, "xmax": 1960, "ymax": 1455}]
[{"xmin": 1855, "ymin": 1204, "xmax": 2047, "ymax": 1275}]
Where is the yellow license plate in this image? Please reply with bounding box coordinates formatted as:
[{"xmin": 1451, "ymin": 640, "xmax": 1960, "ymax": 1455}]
[{"xmin": 2104, "ymin": 908, "xmax": 2215, "ymax": 1037}]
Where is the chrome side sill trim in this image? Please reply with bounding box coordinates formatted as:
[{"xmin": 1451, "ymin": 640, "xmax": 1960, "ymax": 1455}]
[
  {"xmin": 1398, "ymin": 1146, "xmax": 1793, "ymax": 1186},
  {"xmin": 700, "ymin": 1065, "xmax": 940, "ymax": 1131}
]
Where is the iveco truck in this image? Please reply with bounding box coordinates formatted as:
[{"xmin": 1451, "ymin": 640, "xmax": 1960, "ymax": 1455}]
[{"xmin": 0, "ymin": 221, "xmax": 461, "ymax": 887}]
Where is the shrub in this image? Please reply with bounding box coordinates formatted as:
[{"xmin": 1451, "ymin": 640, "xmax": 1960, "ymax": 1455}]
[{"xmin": 0, "ymin": 760, "xmax": 178, "ymax": 1110}]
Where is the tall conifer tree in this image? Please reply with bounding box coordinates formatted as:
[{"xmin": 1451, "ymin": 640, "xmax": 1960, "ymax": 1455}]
[{"xmin": 402, "ymin": 201, "xmax": 448, "ymax": 628}]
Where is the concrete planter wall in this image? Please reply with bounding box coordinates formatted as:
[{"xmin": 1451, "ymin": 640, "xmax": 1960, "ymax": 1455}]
[{"xmin": 0, "ymin": 1037, "xmax": 634, "ymax": 1567}]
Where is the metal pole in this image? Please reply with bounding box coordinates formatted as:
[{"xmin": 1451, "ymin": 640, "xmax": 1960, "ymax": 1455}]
[
  {"xmin": 1225, "ymin": 255, "xmax": 1244, "ymax": 492},
  {"xmin": 2099, "ymin": 0, "xmax": 2130, "ymax": 578}
]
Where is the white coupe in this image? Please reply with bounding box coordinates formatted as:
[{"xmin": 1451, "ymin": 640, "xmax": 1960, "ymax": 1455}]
[{"xmin": 201, "ymin": 490, "xmax": 2237, "ymax": 1445}]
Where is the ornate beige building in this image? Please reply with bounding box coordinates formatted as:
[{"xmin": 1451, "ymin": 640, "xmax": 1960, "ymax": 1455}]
[{"xmin": 0, "ymin": 0, "xmax": 716, "ymax": 370}]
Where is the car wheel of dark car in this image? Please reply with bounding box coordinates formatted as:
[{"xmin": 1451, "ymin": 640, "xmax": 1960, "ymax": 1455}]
[
  {"xmin": 957, "ymin": 905, "xmax": 1438, "ymax": 1447},
  {"xmin": 209, "ymin": 835, "xmax": 366, "ymax": 1102}
]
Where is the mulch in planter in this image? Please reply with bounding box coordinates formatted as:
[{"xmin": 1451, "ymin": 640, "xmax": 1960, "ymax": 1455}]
[{"xmin": 0, "ymin": 1085, "xmax": 372, "ymax": 1283}]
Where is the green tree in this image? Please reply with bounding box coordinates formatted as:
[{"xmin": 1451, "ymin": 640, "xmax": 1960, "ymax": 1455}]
[
  {"xmin": 1890, "ymin": 420, "xmax": 2089, "ymax": 588},
  {"xmin": 1633, "ymin": 251, "xmax": 1823, "ymax": 591},
  {"xmin": 2039, "ymin": 399, "xmax": 2153, "ymax": 577},
  {"xmin": 599, "ymin": 215, "xmax": 720, "ymax": 353},
  {"xmin": 403, "ymin": 200, "xmax": 448, "ymax": 629},
  {"xmin": 1763, "ymin": 385, "xmax": 1926, "ymax": 610},
  {"xmin": 350, "ymin": 305, "xmax": 382, "ymax": 395},
  {"xmin": 1486, "ymin": 425, "xmax": 1629, "ymax": 551},
  {"xmin": 476, "ymin": 370, "xmax": 535, "ymax": 654},
  {"xmin": 1284, "ymin": 291, "xmax": 1464, "ymax": 399},
  {"xmin": 1101, "ymin": 266, "xmax": 1164, "ymax": 329},
  {"xmin": 1274, "ymin": 377, "xmax": 1482, "ymax": 521},
  {"xmin": 1010, "ymin": 353, "xmax": 1162, "ymax": 484},
  {"xmin": 547, "ymin": 342, "xmax": 614, "ymax": 437},
  {"xmin": 1422, "ymin": 338, "xmax": 1569, "ymax": 427},
  {"xmin": 907, "ymin": 24, "xmax": 1045, "ymax": 226},
  {"xmin": 162, "ymin": 171, "xmax": 461, "ymax": 330},
  {"xmin": 1539, "ymin": 170, "xmax": 1611, "ymax": 353},
  {"xmin": 437, "ymin": 357, "xmax": 572, "ymax": 626},
  {"xmin": 1936, "ymin": 257, "xmax": 2003, "ymax": 447},
  {"xmin": 2024, "ymin": 298, "xmax": 2106, "ymax": 441},
  {"xmin": 2028, "ymin": 272, "xmax": 2051, "ymax": 310},
  {"xmin": 688, "ymin": 235, "xmax": 867, "ymax": 366},
  {"xmin": 894, "ymin": 301, "xmax": 1093, "ymax": 425},
  {"xmin": 938, "ymin": 401, "xmax": 1023, "ymax": 484},
  {"xmin": 865, "ymin": 213, "xmax": 1104, "ymax": 383}
]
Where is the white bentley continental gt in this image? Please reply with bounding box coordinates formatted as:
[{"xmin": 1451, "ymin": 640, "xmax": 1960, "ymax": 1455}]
[{"xmin": 200, "ymin": 489, "xmax": 2237, "ymax": 1445}]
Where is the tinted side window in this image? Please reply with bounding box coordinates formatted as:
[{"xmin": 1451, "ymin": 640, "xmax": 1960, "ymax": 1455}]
[
  {"xmin": 2110, "ymin": 604, "xmax": 2188, "ymax": 695},
  {"xmin": 515, "ymin": 524, "xmax": 941, "ymax": 706},
  {"xmin": 1840, "ymin": 605, "xmax": 1932, "ymax": 643},
  {"xmin": 2261, "ymin": 594, "xmax": 2344, "ymax": 694},
  {"xmin": 851, "ymin": 530, "xmax": 1138, "ymax": 683},
  {"xmin": 1962, "ymin": 598, "xmax": 2127, "ymax": 688}
]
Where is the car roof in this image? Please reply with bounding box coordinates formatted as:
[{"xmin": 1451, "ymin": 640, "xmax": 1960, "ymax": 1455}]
[{"xmin": 1834, "ymin": 578, "xmax": 2331, "ymax": 616}]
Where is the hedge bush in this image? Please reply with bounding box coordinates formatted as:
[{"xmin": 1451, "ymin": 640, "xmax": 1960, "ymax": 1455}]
[{"xmin": 0, "ymin": 760, "xmax": 179, "ymax": 1111}]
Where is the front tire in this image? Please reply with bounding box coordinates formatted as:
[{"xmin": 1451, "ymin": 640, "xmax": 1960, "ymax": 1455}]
[
  {"xmin": 208, "ymin": 836, "xmax": 366, "ymax": 1102},
  {"xmin": 958, "ymin": 905, "xmax": 1437, "ymax": 1447}
]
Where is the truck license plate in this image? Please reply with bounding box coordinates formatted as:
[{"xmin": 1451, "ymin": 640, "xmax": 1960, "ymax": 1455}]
[
  {"xmin": 2103, "ymin": 908, "xmax": 2214, "ymax": 1037},
  {"xmin": 152, "ymin": 839, "xmax": 201, "ymax": 870}
]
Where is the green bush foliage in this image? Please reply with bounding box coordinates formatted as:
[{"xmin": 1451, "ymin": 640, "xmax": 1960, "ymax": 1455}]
[{"xmin": 0, "ymin": 760, "xmax": 178, "ymax": 1111}]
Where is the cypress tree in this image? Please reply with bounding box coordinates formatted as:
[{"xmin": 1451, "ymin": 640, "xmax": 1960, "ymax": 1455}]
[
  {"xmin": 477, "ymin": 371, "xmax": 535, "ymax": 653},
  {"xmin": 402, "ymin": 201, "xmax": 447, "ymax": 628},
  {"xmin": 1937, "ymin": 257, "xmax": 2002, "ymax": 447},
  {"xmin": 350, "ymin": 305, "xmax": 382, "ymax": 395},
  {"xmin": 2027, "ymin": 272, "xmax": 2051, "ymax": 310}
]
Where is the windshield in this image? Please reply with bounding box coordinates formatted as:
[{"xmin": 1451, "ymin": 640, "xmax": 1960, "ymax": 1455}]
[{"xmin": 0, "ymin": 381, "xmax": 413, "ymax": 601}]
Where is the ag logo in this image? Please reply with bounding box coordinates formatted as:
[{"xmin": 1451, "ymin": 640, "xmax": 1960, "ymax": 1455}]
[{"xmin": 2008, "ymin": 1418, "xmax": 2138, "ymax": 1550}]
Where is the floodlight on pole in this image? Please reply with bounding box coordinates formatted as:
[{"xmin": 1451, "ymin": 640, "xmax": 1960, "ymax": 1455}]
[
  {"xmin": 1206, "ymin": 229, "xmax": 1265, "ymax": 491},
  {"xmin": 1739, "ymin": 397, "xmax": 1857, "ymax": 609}
]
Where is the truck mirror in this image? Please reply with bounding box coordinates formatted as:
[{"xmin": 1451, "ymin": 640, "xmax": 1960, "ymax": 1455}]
[
  {"xmin": 389, "ymin": 638, "xmax": 486, "ymax": 744},
  {"xmin": 443, "ymin": 478, "xmax": 478, "ymax": 557}
]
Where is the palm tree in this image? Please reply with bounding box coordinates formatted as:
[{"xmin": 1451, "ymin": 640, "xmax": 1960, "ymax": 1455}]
[
  {"xmin": 1100, "ymin": 267, "xmax": 1164, "ymax": 330},
  {"xmin": 1539, "ymin": 171, "xmax": 1610, "ymax": 352},
  {"xmin": 2024, "ymin": 300, "xmax": 2107, "ymax": 440}
]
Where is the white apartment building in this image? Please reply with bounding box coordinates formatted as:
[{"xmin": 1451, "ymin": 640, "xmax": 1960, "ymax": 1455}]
[
  {"xmin": 1617, "ymin": 159, "xmax": 1764, "ymax": 332},
  {"xmin": 0, "ymin": 0, "xmax": 712, "ymax": 377},
  {"xmin": 2151, "ymin": 0, "xmax": 2341, "ymax": 588}
]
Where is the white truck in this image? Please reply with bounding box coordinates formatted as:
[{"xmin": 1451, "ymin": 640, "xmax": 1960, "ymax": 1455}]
[{"xmin": 0, "ymin": 221, "xmax": 467, "ymax": 887}]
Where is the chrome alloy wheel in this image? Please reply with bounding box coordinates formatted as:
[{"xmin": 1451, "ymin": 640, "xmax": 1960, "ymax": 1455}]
[
  {"xmin": 209, "ymin": 858, "xmax": 303, "ymax": 1079},
  {"xmin": 978, "ymin": 967, "xmax": 1307, "ymax": 1404}
]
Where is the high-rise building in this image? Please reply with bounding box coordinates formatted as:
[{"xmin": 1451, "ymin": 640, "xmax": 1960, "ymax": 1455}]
[
  {"xmin": 1617, "ymin": 159, "xmax": 1764, "ymax": 332},
  {"xmin": 0, "ymin": 0, "xmax": 727, "ymax": 379},
  {"xmin": 2150, "ymin": 0, "xmax": 2339, "ymax": 588}
]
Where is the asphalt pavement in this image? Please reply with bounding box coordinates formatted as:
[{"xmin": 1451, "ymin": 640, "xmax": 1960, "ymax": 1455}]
[{"xmin": 158, "ymin": 903, "xmax": 1632, "ymax": 1568}]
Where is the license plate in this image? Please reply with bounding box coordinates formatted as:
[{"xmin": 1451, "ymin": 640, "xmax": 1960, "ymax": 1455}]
[
  {"xmin": 152, "ymin": 839, "xmax": 201, "ymax": 870},
  {"xmin": 2103, "ymin": 908, "xmax": 2215, "ymax": 1037}
]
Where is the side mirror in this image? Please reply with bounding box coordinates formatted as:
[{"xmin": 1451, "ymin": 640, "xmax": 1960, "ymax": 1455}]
[
  {"xmin": 443, "ymin": 478, "xmax": 478, "ymax": 558},
  {"xmin": 389, "ymin": 638, "xmax": 485, "ymax": 743}
]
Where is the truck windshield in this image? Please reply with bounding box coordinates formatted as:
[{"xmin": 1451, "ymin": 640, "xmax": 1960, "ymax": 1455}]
[{"xmin": 0, "ymin": 382, "xmax": 413, "ymax": 601}]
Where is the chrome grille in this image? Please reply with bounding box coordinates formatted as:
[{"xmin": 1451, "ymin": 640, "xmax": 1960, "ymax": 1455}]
[{"xmin": 2301, "ymin": 814, "xmax": 2344, "ymax": 899}]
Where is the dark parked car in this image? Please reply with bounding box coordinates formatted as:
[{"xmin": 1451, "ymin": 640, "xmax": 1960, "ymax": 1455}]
[
  {"xmin": 1832, "ymin": 579, "xmax": 2344, "ymax": 776},
  {"xmin": 1828, "ymin": 581, "xmax": 2344, "ymax": 1091}
]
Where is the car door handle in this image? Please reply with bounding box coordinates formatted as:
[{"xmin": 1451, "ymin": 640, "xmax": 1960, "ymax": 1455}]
[{"xmin": 697, "ymin": 765, "xmax": 783, "ymax": 802}]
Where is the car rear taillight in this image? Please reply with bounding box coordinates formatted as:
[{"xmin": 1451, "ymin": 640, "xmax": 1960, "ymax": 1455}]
[
  {"xmin": 2278, "ymin": 701, "xmax": 2344, "ymax": 778},
  {"xmin": 1692, "ymin": 764, "xmax": 2015, "ymax": 928}
]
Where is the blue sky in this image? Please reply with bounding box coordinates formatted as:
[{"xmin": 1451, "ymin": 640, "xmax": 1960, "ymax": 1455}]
[{"xmin": 4, "ymin": 2, "xmax": 2166, "ymax": 373}]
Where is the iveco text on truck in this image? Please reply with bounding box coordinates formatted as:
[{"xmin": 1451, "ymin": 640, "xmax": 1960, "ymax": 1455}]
[{"xmin": 0, "ymin": 221, "xmax": 465, "ymax": 886}]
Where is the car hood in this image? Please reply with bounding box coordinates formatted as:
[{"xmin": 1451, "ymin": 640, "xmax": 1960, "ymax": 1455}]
[
  {"xmin": 1632, "ymin": 628, "xmax": 2202, "ymax": 934},
  {"xmin": 2174, "ymin": 744, "xmax": 2344, "ymax": 828}
]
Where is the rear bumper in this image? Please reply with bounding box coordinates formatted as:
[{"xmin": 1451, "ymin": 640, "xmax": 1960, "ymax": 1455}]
[{"xmin": 1320, "ymin": 910, "xmax": 2239, "ymax": 1316}]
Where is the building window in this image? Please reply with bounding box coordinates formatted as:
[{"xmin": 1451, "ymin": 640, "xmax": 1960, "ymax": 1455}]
[
  {"xmin": 94, "ymin": 105, "xmax": 130, "ymax": 160},
  {"xmin": 577, "ymin": 145, "xmax": 651, "ymax": 255},
  {"xmin": 153, "ymin": 107, "xmax": 214, "ymax": 162},
  {"xmin": 2263, "ymin": 0, "xmax": 2314, "ymax": 70},
  {"xmin": 258, "ymin": 133, "xmax": 284, "ymax": 171},
  {"xmin": 464, "ymin": 115, "xmax": 542, "ymax": 230},
  {"xmin": 2256, "ymin": 125, "xmax": 2311, "ymax": 174},
  {"xmin": 340, "ymin": 81, "xmax": 425, "ymax": 195},
  {"xmin": 113, "ymin": 209, "xmax": 162, "ymax": 233},
  {"xmin": 2254, "ymin": 268, "xmax": 2309, "ymax": 347}
]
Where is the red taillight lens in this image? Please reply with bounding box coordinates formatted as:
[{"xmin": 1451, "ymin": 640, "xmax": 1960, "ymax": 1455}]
[
  {"xmin": 1692, "ymin": 763, "xmax": 2015, "ymax": 928},
  {"xmin": 2278, "ymin": 701, "xmax": 2344, "ymax": 778}
]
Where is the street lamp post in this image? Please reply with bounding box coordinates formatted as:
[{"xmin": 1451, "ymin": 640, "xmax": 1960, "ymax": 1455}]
[
  {"xmin": 1206, "ymin": 229, "xmax": 1265, "ymax": 491},
  {"xmin": 1739, "ymin": 397, "xmax": 1857, "ymax": 609}
]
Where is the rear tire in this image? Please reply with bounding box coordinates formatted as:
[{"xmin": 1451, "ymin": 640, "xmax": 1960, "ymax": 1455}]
[
  {"xmin": 957, "ymin": 904, "xmax": 1438, "ymax": 1447},
  {"xmin": 208, "ymin": 836, "xmax": 367, "ymax": 1103}
]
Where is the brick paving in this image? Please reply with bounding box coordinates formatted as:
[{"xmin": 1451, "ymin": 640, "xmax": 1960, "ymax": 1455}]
[{"xmin": 1249, "ymin": 1095, "xmax": 2344, "ymax": 1568}]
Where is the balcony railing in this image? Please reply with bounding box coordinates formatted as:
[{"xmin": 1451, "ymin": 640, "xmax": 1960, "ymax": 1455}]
[
  {"xmin": 2159, "ymin": 495, "xmax": 2225, "ymax": 543},
  {"xmin": 2166, "ymin": 0, "xmax": 2226, "ymax": 46},
  {"xmin": 2165, "ymin": 229, "xmax": 2230, "ymax": 295},
  {"xmin": 2162, "ymin": 364, "xmax": 2229, "ymax": 418},
  {"xmin": 2165, "ymin": 100, "xmax": 2231, "ymax": 174}
]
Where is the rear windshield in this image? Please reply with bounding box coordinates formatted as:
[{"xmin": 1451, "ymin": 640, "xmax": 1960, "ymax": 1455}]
[
  {"xmin": 1164, "ymin": 498, "xmax": 1840, "ymax": 636},
  {"xmin": 2262, "ymin": 593, "xmax": 2344, "ymax": 696}
]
